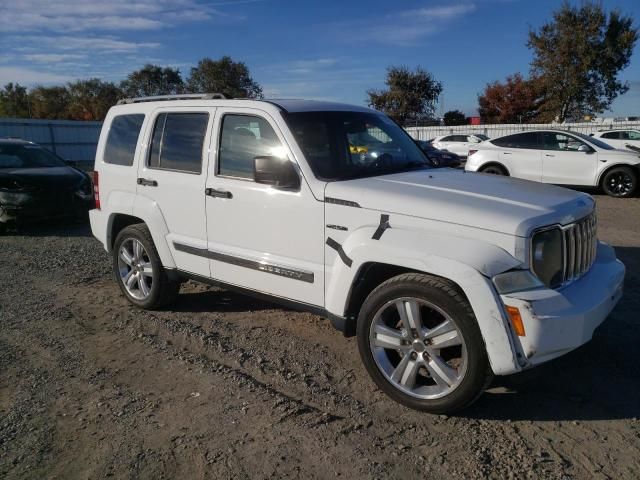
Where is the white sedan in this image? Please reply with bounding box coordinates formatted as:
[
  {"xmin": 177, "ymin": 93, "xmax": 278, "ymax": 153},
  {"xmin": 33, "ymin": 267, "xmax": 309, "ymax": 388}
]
[
  {"xmin": 591, "ymin": 129, "xmax": 640, "ymax": 153},
  {"xmin": 431, "ymin": 133, "xmax": 489, "ymax": 158},
  {"xmin": 465, "ymin": 129, "xmax": 640, "ymax": 197}
]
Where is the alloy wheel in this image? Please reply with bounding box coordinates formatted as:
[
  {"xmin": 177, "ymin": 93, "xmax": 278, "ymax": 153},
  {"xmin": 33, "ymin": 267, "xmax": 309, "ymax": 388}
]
[
  {"xmin": 369, "ymin": 297, "xmax": 467, "ymax": 400},
  {"xmin": 117, "ymin": 238, "xmax": 153, "ymax": 300}
]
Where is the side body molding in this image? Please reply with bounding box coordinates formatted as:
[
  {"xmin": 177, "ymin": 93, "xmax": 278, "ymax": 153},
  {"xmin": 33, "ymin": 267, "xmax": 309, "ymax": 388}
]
[{"xmin": 325, "ymin": 226, "xmax": 523, "ymax": 375}]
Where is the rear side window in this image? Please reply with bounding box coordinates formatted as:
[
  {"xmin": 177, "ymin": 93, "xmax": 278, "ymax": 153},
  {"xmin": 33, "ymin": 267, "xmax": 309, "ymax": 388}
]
[
  {"xmin": 103, "ymin": 114, "xmax": 145, "ymax": 166},
  {"xmin": 601, "ymin": 132, "xmax": 620, "ymax": 139},
  {"xmin": 148, "ymin": 112, "xmax": 209, "ymax": 173},
  {"xmin": 491, "ymin": 132, "xmax": 538, "ymax": 149}
]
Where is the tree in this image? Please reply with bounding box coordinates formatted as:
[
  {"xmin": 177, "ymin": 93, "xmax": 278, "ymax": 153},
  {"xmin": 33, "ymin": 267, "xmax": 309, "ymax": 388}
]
[
  {"xmin": 528, "ymin": 1, "xmax": 637, "ymax": 122},
  {"xmin": 66, "ymin": 79, "xmax": 122, "ymax": 121},
  {"xmin": 29, "ymin": 86, "xmax": 71, "ymax": 119},
  {"xmin": 478, "ymin": 73, "xmax": 543, "ymax": 124},
  {"xmin": 186, "ymin": 56, "xmax": 263, "ymax": 99},
  {"xmin": 0, "ymin": 83, "xmax": 31, "ymax": 118},
  {"xmin": 443, "ymin": 110, "xmax": 467, "ymax": 126},
  {"xmin": 121, "ymin": 64, "xmax": 184, "ymax": 98},
  {"xmin": 367, "ymin": 66, "xmax": 443, "ymax": 124}
]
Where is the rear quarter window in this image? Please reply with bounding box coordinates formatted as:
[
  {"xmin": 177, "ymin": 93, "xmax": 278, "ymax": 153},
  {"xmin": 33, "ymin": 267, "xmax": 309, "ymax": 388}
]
[{"xmin": 103, "ymin": 114, "xmax": 145, "ymax": 166}]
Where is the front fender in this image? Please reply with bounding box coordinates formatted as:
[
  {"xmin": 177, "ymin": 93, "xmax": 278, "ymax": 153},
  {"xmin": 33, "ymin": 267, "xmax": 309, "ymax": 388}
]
[{"xmin": 325, "ymin": 226, "xmax": 523, "ymax": 375}]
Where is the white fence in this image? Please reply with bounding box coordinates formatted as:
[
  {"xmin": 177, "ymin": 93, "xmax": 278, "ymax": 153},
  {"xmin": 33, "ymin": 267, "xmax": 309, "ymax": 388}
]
[{"xmin": 405, "ymin": 121, "xmax": 640, "ymax": 141}]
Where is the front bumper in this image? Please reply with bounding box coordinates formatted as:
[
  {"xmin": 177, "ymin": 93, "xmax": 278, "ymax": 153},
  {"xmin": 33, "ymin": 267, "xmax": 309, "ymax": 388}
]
[{"xmin": 501, "ymin": 242, "xmax": 624, "ymax": 368}]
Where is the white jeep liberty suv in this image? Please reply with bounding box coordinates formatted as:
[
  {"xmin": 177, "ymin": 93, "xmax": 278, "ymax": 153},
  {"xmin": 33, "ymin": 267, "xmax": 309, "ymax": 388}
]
[{"xmin": 90, "ymin": 94, "xmax": 625, "ymax": 413}]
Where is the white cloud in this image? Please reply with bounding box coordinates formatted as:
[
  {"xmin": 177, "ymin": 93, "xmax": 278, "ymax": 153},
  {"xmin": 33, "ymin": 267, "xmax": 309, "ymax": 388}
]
[
  {"xmin": 24, "ymin": 54, "xmax": 87, "ymax": 63},
  {"xmin": 331, "ymin": 2, "xmax": 476, "ymax": 46},
  {"xmin": 0, "ymin": 66, "xmax": 75, "ymax": 85},
  {"xmin": 0, "ymin": 0, "xmax": 220, "ymax": 33}
]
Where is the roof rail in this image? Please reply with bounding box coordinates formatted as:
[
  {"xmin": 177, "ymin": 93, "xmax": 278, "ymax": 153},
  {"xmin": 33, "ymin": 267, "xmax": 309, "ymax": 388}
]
[{"xmin": 117, "ymin": 93, "xmax": 228, "ymax": 105}]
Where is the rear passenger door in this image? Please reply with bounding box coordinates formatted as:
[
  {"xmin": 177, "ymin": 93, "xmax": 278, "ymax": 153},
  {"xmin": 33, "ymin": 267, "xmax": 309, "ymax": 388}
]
[{"xmin": 135, "ymin": 107, "xmax": 216, "ymax": 277}]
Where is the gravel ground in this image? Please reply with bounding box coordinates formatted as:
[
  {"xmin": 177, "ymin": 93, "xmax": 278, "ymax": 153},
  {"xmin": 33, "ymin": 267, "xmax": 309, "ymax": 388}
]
[{"xmin": 1, "ymin": 194, "xmax": 639, "ymax": 479}]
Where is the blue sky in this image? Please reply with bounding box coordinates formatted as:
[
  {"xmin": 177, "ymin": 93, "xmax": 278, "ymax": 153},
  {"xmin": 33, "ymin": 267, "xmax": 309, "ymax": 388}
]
[{"xmin": 1, "ymin": 0, "xmax": 639, "ymax": 116}]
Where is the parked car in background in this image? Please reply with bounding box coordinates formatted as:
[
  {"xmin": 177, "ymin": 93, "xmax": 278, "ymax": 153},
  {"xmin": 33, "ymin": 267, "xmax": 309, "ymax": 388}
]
[
  {"xmin": 591, "ymin": 129, "xmax": 640, "ymax": 153},
  {"xmin": 416, "ymin": 140, "xmax": 462, "ymax": 168},
  {"xmin": 0, "ymin": 138, "xmax": 93, "ymax": 232},
  {"xmin": 465, "ymin": 130, "xmax": 640, "ymax": 197},
  {"xmin": 432, "ymin": 134, "xmax": 489, "ymax": 158}
]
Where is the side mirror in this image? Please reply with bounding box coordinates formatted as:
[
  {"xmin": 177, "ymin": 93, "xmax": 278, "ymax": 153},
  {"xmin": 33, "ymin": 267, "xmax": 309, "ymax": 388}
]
[
  {"xmin": 578, "ymin": 144, "xmax": 593, "ymax": 153},
  {"xmin": 254, "ymin": 156, "xmax": 300, "ymax": 190}
]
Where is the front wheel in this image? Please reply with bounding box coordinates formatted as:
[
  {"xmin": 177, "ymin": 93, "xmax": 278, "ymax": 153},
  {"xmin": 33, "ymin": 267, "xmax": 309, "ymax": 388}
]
[
  {"xmin": 357, "ymin": 273, "xmax": 491, "ymax": 413},
  {"xmin": 601, "ymin": 166, "xmax": 637, "ymax": 198},
  {"xmin": 112, "ymin": 224, "xmax": 180, "ymax": 309}
]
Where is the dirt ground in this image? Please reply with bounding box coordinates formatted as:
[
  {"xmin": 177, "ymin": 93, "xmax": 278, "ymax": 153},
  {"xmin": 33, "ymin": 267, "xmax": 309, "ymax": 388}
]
[{"xmin": 1, "ymin": 193, "xmax": 639, "ymax": 479}]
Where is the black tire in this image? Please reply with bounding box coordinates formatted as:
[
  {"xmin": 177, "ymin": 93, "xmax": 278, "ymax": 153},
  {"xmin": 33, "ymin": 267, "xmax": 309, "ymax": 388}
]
[
  {"xmin": 480, "ymin": 164, "xmax": 508, "ymax": 176},
  {"xmin": 112, "ymin": 223, "xmax": 180, "ymax": 309},
  {"xmin": 357, "ymin": 273, "xmax": 491, "ymax": 413},
  {"xmin": 601, "ymin": 166, "xmax": 637, "ymax": 198}
]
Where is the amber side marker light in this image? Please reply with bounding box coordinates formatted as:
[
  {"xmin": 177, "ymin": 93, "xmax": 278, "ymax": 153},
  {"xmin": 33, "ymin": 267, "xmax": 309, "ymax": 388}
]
[{"xmin": 506, "ymin": 306, "xmax": 526, "ymax": 337}]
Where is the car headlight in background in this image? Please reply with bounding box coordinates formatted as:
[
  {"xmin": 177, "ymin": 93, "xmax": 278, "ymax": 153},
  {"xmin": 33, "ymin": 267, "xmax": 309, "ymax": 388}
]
[{"xmin": 531, "ymin": 227, "xmax": 564, "ymax": 288}]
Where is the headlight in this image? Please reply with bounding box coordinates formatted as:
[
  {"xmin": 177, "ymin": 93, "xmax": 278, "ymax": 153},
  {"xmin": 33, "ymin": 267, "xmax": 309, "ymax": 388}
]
[
  {"xmin": 493, "ymin": 270, "xmax": 544, "ymax": 294},
  {"xmin": 531, "ymin": 227, "xmax": 564, "ymax": 288}
]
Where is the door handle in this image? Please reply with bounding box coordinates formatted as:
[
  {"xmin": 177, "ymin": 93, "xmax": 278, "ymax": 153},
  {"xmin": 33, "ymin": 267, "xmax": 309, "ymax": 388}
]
[
  {"xmin": 205, "ymin": 188, "xmax": 233, "ymax": 199},
  {"xmin": 503, "ymin": 152, "xmax": 512, "ymax": 155},
  {"xmin": 545, "ymin": 154, "xmax": 555, "ymax": 157},
  {"xmin": 137, "ymin": 178, "xmax": 158, "ymax": 187}
]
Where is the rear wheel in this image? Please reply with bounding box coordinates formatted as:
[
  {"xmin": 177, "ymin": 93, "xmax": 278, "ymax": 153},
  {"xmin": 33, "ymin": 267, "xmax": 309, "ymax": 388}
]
[
  {"xmin": 112, "ymin": 224, "xmax": 180, "ymax": 309},
  {"xmin": 357, "ymin": 273, "xmax": 491, "ymax": 413},
  {"xmin": 601, "ymin": 166, "xmax": 636, "ymax": 198},
  {"xmin": 480, "ymin": 164, "xmax": 507, "ymax": 176}
]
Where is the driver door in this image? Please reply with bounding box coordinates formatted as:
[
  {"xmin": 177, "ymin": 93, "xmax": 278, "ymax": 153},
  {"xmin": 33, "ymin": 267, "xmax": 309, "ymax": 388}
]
[
  {"xmin": 541, "ymin": 132, "xmax": 598, "ymax": 186},
  {"xmin": 203, "ymin": 108, "xmax": 325, "ymax": 306}
]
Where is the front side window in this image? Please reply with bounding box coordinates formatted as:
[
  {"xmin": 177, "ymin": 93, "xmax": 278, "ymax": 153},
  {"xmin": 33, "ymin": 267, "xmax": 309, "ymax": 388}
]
[
  {"xmin": 285, "ymin": 111, "xmax": 430, "ymax": 181},
  {"xmin": 542, "ymin": 132, "xmax": 587, "ymax": 151},
  {"xmin": 628, "ymin": 130, "xmax": 640, "ymax": 140},
  {"xmin": 148, "ymin": 112, "xmax": 209, "ymax": 173},
  {"xmin": 104, "ymin": 114, "xmax": 145, "ymax": 166},
  {"xmin": 218, "ymin": 115, "xmax": 285, "ymax": 179}
]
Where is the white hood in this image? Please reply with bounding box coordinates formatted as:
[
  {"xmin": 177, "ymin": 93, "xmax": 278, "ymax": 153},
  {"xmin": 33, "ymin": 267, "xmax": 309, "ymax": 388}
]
[{"xmin": 324, "ymin": 169, "xmax": 594, "ymax": 237}]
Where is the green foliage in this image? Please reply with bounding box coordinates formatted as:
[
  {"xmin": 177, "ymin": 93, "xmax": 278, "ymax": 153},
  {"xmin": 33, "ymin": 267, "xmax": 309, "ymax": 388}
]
[
  {"xmin": 528, "ymin": 1, "xmax": 637, "ymax": 122},
  {"xmin": 187, "ymin": 56, "xmax": 263, "ymax": 99},
  {"xmin": 121, "ymin": 64, "xmax": 184, "ymax": 98},
  {"xmin": 443, "ymin": 110, "xmax": 467, "ymax": 126},
  {"xmin": 367, "ymin": 66, "xmax": 443, "ymax": 124},
  {"xmin": 478, "ymin": 73, "xmax": 543, "ymax": 124},
  {"xmin": 0, "ymin": 83, "xmax": 31, "ymax": 118},
  {"xmin": 66, "ymin": 79, "xmax": 122, "ymax": 120},
  {"xmin": 30, "ymin": 86, "xmax": 71, "ymax": 120}
]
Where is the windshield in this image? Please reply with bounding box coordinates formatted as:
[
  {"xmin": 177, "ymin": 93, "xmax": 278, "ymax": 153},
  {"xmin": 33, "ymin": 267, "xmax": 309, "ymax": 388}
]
[
  {"xmin": 474, "ymin": 134, "xmax": 489, "ymax": 141},
  {"xmin": 574, "ymin": 132, "xmax": 615, "ymax": 150},
  {"xmin": 284, "ymin": 111, "xmax": 430, "ymax": 181},
  {"xmin": 0, "ymin": 144, "xmax": 67, "ymax": 168}
]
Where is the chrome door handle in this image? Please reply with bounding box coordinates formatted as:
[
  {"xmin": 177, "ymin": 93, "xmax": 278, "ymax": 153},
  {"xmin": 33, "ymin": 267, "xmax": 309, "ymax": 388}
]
[
  {"xmin": 137, "ymin": 178, "xmax": 158, "ymax": 187},
  {"xmin": 205, "ymin": 188, "xmax": 233, "ymax": 199}
]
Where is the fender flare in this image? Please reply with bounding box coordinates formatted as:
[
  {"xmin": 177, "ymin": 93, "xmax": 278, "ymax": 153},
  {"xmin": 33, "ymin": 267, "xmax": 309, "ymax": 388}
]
[
  {"xmin": 128, "ymin": 195, "xmax": 176, "ymax": 268},
  {"xmin": 325, "ymin": 226, "xmax": 523, "ymax": 375}
]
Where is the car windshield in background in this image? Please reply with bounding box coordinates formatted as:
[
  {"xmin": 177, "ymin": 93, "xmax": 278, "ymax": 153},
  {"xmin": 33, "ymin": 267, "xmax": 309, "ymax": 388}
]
[
  {"xmin": 0, "ymin": 144, "xmax": 67, "ymax": 169},
  {"xmin": 576, "ymin": 132, "xmax": 615, "ymax": 150},
  {"xmin": 284, "ymin": 111, "xmax": 430, "ymax": 181},
  {"xmin": 474, "ymin": 134, "xmax": 489, "ymax": 141}
]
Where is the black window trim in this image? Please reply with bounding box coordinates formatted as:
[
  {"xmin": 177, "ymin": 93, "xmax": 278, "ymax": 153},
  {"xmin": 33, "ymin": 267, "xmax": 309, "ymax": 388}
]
[
  {"xmin": 146, "ymin": 110, "xmax": 210, "ymax": 175},
  {"xmin": 103, "ymin": 113, "xmax": 146, "ymax": 167},
  {"xmin": 215, "ymin": 112, "xmax": 300, "ymax": 188}
]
